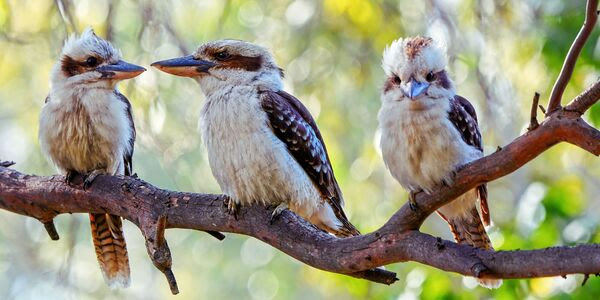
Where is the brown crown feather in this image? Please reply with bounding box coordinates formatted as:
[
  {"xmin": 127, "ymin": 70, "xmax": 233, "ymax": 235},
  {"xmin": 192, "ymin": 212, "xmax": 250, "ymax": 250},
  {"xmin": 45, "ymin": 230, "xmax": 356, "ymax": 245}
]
[{"xmin": 404, "ymin": 36, "xmax": 433, "ymax": 59}]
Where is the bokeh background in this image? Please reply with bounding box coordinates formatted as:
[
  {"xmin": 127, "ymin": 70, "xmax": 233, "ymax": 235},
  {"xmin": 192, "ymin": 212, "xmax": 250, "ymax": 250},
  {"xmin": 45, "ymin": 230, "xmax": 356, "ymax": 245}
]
[{"xmin": 1, "ymin": 0, "xmax": 599, "ymax": 299}]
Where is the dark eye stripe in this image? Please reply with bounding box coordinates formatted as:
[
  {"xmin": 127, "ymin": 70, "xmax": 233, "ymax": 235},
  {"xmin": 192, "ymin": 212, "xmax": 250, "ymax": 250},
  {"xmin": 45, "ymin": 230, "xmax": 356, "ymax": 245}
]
[
  {"xmin": 435, "ymin": 70, "xmax": 452, "ymax": 89},
  {"xmin": 383, "ymin": 75, "xmax": 400, "ymax": 92},
  {"xmin": 213, "ymin": 54, "xmax": 263, "ymax": 71},
  {"xmin": 61, "ymin": 55, "xmax": 85, "ymax": 77}
]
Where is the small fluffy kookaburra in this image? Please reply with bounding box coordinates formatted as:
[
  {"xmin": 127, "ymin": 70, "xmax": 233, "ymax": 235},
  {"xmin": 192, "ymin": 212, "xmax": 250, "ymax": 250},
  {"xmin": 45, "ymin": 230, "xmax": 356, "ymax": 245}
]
[
  {"xmin": 378, "ymin": 36, "xmax": 501, "ymax": 288},
  {"xmin": 151, "ymin": 39, "xmax": 359, "ymax": 237},
  {"xmin": 39, "ymin": 28, "xmax": 145, "ymax": 288}
]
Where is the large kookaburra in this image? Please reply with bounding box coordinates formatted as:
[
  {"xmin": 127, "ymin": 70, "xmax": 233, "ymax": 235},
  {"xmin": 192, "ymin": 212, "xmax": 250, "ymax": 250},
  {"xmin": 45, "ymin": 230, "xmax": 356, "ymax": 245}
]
[
  {"xmin": 39, "ymin": 28, "xmax": 145, "ymax": 288},
  {"xmin": 378, "ymin": 36, "xmax": 501, "ymax": 288},
  {"xmin": 151, "ymin": 39, "xmax": 359, "ymax": 237}
]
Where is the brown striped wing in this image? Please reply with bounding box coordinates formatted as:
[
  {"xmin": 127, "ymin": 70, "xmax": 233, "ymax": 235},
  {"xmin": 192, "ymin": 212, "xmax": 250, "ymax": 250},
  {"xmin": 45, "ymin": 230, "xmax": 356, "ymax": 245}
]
[
  {"xmin": 260, "ymin": 90, "xmax": 359, "ymax": 236},
  {"xmin": 449, "ymin": 95, "xmax": 490, "ymax": 226}
]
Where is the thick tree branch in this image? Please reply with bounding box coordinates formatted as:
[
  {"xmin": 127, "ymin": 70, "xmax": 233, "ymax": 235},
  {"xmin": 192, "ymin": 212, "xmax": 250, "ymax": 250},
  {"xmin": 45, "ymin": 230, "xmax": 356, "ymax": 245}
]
[
  {"xmin": 547, "ymin": 0, "xmax": 598, "ymax": 114},
  {"xmin": 1, "ymin": 82, "xmax": 599, "ymax": 292}
]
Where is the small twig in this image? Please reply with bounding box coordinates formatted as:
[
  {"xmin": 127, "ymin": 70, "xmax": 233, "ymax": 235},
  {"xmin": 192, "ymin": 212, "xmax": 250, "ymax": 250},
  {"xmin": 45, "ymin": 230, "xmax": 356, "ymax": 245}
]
[
  {"xmin": 205, "ymin": 231, "xmax": 226, "ymax": 240},
  {"xmin": 0, "ymin": 161, "xmax": 15, "ymax": 167},
  {"xmin": 143, "ymin": 215, "xmax": 179, "ymax": 294},
  {"xmin": 547, "ymin": 0, "xmax": 599, "ymax": 115},
  {"xmin": 528, "ymin": 92, "xmax": 541, "ymax": 131},
  {"xmin": 42, "ymin": 220, "xmax": 60, "ymax": 240},
  {"xmin": 349, "ymin": 269, "xmax": 399, "ymax": 285},
  {"xmin": 163, "ymin": 268, "xmax": 179, "ymax": 294},
  {"xmin": 539, "ymin": 104, "xmax": 547, "ymax": 115},
  {"xmin": 53, "ymin": 0, "xmax": 77, "ymax": 34},
  {"xmin": 582, "ymin": 273, "xmax": 590, "ymax": 286},
  {"xmin": 105, "ymin": 1, "xmax": 116, "ymax": 42}
]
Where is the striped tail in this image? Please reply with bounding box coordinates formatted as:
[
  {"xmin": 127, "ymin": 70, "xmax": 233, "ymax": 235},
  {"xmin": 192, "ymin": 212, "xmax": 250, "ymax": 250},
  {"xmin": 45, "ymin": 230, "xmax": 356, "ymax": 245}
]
[
  {"xmin": 89, "ymin": 213, "xmax": 130, "ymax": 288},
  {"xmin": 444, "ymin": 207, "xmax": 502, "ymax": 289}
]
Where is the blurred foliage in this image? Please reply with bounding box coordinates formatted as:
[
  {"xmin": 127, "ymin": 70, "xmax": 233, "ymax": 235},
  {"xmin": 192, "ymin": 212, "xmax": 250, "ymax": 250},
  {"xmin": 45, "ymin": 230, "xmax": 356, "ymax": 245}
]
[{"xmin": 0, "ymin": 0, "xmax": 599, "ymax": 299}]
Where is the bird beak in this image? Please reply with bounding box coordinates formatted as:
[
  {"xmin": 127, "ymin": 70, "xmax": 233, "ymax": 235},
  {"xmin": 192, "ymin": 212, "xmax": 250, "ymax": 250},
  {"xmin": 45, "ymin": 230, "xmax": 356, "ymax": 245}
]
[
  {"xmin": 402, "ymin": 78, "xmax": 430, "ymax": 100},
  {"xmin": 96, "ymin": 60, "xmax": 146, "ymax": 80},
  {"xmin": 150, "ymin": 55, "xmax": 216, "ymax": 77}
]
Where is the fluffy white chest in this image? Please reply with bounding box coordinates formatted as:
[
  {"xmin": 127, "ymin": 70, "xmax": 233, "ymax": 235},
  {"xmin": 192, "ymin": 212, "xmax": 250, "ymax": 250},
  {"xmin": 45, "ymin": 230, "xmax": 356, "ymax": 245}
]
[
  {"xmin": 39, "ymin": 88, "xmax": 132, "ymax": 175},
  {"xmin": 200, "ymin": 87, "xmax": 321, "ymax": 214},
  {"xmin": 379, "ymin": 99, "xmax": 481, "ymax": 192}
]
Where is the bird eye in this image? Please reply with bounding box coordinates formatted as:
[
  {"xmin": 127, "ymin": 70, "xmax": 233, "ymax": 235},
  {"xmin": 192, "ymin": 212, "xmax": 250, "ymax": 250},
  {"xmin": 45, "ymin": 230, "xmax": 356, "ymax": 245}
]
[
  {"xmin": 426, "ymin": 71, "xmax": 436, "ymax": 82},
  {"xmin": 215, "ymin": 51, "xmax": 231, "ymax": 61},
  {"xmin": 85, "ymin": 56, "xmax": 98, "ymax": 67},
  {"xmin": 392, "ymin": 75, "xmax": 401, "ymax": 85}
]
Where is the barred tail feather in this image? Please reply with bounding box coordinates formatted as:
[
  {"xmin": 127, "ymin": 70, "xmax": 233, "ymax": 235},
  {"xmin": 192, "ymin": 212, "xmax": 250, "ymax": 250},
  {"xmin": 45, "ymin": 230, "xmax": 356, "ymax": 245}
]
[
  {"xmin": 445, "ymin": 207, "xmax": 502, "ymax": 289},
  {"xmin": 90, "ymin": 213, "xmax": 131, "ymax": 288}
]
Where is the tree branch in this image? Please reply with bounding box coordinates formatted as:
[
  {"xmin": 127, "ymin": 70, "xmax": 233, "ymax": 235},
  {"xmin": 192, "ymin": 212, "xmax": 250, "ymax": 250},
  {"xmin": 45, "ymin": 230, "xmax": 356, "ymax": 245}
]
[
  {"xmin": 547, "ymin": 0, "xmax": 598, "ymax": 114},
  {"xmin": 53, "ymin": 0, "xmax": 77, "ymax": 34},
  {"xmin": 566, "ymin": 79, "xmax": 600, "ymax": 114},
  {"xmin": 1, "ymin": 81, "xmax": 599, "ymax": 293}
]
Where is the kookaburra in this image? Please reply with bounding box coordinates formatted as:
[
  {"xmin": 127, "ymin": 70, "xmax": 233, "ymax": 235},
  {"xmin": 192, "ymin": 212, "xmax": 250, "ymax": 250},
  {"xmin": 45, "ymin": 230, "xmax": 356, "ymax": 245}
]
[
  {"xmin": 151, "ymin": 39, "xmax": 359, "ymax": 237},
  {"xmin": 39, "ymin": 28, "xmax": 144, "ymax": 287},
  {"xmin": 378, "ymin": 36, "xmax": 501, "ymax": 288}
]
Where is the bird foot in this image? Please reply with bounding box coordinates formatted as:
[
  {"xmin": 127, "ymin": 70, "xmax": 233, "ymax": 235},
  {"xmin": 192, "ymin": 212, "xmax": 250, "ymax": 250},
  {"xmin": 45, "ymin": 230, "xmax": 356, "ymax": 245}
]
[
  {"xmin": 83, "ymin": 169, "xmax": 103, "ymax": 190},
  {"xmin": 408, "ymin": 189, "xmax": 422, "ymax": 211},
  {"xmin": 65, "ymin": 170, "xmax": 78, "ymax": 186},
  {"xmin": 270, "ymin": 203, "xmax": 289, "ymax": 224},
  {"xmin": 223, "ymin": 196, "xmax": 240, "ymax": 220}
]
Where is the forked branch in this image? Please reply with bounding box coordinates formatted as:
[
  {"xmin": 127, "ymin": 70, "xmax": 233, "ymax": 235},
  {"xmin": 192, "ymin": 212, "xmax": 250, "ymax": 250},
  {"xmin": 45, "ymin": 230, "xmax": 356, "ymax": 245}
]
[{"xmin": 547, "ymin": 0, "xmax": 598, "ymax": 114}]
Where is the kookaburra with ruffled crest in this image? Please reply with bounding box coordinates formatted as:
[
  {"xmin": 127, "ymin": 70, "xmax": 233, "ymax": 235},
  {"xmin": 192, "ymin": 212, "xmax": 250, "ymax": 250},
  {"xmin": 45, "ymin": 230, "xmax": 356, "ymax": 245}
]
[
  {"xmin": 378, "ymin": 36, "xmax": 501, "ymax": 288},
  {"xmin": 39, "ymin": 29, "xmax": 145, "ymax": 288},
  {"xmin": 151, "ymin": 39, "xmax": 359, "ymax": 237}
]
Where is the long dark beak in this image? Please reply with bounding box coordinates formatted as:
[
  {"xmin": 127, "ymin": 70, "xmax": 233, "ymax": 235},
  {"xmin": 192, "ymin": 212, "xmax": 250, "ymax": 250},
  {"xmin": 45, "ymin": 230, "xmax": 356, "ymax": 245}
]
[
  {"xmin": 150, "ymin": 55, "xmax": 216, "ymax": 77},
  {"xmin": 96, "ymin": 60, "xmax": 146, "ymax": 80},
  {"xmin": 402, "ymin": 78, "xmax": 430, "ymax": 100}
]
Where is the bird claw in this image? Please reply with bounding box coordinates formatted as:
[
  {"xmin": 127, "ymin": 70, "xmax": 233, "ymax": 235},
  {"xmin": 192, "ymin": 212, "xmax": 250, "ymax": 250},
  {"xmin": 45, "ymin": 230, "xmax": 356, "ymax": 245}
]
[
  {"xmin": 408, "ymin": 190, "xmax": 422, "ymax": 211},
  {"xmin": 408, "ymin": 201, "xmax": 418, "ymax": 212},
  {"xmin": 270, "ymin": 203, "xmax": 288, "ymax": 224},
  {"xmin": 83, "ymin": 169, "xmax": 102, "ymax": 190},
  {"xmin": 65, "ymin": 171, "xmax": 78, "ymax": 186},
  {"xmin": 223, "ymin": 196, "xmax": 240, "ymax": 220}
]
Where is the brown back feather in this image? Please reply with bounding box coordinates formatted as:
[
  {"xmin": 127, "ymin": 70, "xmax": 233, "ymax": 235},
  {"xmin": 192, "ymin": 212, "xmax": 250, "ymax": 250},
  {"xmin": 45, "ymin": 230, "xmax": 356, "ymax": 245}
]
[{"xmin": 260, "ymin": 90, "xmax": 359, "ymax": 236}]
